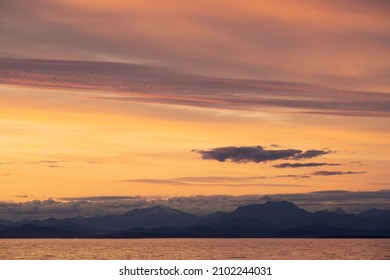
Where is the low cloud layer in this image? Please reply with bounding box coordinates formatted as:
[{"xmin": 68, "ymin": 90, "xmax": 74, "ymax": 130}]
[
  {"xmin": 0, "ymin": 190, "xmax": 389, "ymax": 221},
  {"xmin": 193, "ymin": 146, "xmax": 333, "ymax": 163}
]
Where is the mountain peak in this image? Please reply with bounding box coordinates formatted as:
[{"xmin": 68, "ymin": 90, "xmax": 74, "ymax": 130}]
[
  {"xmin": 149, "ymin": 205, "xmax": 178, "ymax": 214},
  {"xmin": 128, "ymin": 205, "xmax": 182, "ymax": 215},
  {"xmin": 226, "ymin": 200, "xmax": 312, "ymax": 228},
  {"xmin": 234, "ymin": 201, "xmax": 306, "ymax": 216},
  {"xmin": 333, "ymin": 207, "xmax": 346, "ymax": 215},
  {"xmin": 21, "ymin": 224, "xmax": 39, "ymax": 229},
  {"xmin": 265, "ymin": 200, "xmax": 298, "ymax": 207}
]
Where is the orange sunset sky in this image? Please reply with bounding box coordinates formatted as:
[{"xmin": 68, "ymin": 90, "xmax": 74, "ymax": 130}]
[{"xmin": 0, "ymin": 0, "xmax": 389, "ymax": 218}]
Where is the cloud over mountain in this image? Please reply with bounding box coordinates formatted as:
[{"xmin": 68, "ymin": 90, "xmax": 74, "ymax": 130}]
[{"xmin": 1, "ymin": 190, "xmax": 389, "ymax": 220}]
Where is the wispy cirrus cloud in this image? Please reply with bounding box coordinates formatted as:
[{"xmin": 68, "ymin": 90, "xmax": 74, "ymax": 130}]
[
  {"xmin": 273, "ymin": 162, "xmax": 340, "ymax": 168},
  {"xmin": 28, "ymin": 160, "xmax": 68, "ymax": 168},
  {"xmin": 1, "ymin": 59, "xmax": 389, "ymax": 116},
  {"xmin": 46, "ymin": 165, "xmax": 66, "ymax": 168},
  {"xmin": 121, "ymin": 169, "xmax": 366, "ymax": 187},
  {"xmin": 122, "ymin": 179, "xmax": 191, "ymax": 186},
  {"xmin": 311, "ymin": 171, "xmax": 366, "ymax": 176},
  {"xmin": 121, "ymin": 177, "xmax": 305, "ymax": 188}
]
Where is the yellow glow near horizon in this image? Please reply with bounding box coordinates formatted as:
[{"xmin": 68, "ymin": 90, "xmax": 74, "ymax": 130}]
[{"xmin": 0, "ymin": 84, "xmax": 389, "ymax": 201}]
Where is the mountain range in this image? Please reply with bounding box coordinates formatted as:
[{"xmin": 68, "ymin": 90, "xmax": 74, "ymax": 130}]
[{"xmin": 0, "ymin": 201, "xmax": 389, "ymax": 238}]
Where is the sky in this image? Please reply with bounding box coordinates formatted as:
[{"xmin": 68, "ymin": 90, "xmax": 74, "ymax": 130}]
[{"xmin": 0, "ymin": 0, "xmax": 389, "ymax": 219}]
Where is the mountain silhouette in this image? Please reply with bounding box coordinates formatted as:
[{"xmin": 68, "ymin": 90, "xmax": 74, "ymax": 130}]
[
  {"xmin": 1, "ymin": 201, "xmax": 389, "ymax": 238},
  {"xmin": 18, "ymin": 205, "xmax": 199, "ymax": 232},
  {"xmin": 231, "ymin": 201, "xmax": 313, "ymax": 227},
  {"xmin": 357, "ymin": 208, "xmax": 390, "ymax": 223},
  {"xmin": 0, "ymin": 224, "xmax": 86, "ymax": 238},
  {"xmin": 76, "ymin": 205, "xmax": 199, "ymax": 231},
  {"xmin": 110, "ymin": 217, "xmax": 280, "ymax": 238},
  {"xmin": 0, "ymin": 219, "xmax": 13, "ymax": 226},
  {"xmin": 0, "ymin": 224, "xmax": 9, "ymax": 231},
  {"xmin": 198, "ymin": 201, "xmax": 312, "ymax": 228},
  {"xmin": 198, "ymin": 201, "xmax": 386, "ymax": 230},
  {"xmin": 269, "ymin": 223, "xmax": 390, "ymax": 238}
]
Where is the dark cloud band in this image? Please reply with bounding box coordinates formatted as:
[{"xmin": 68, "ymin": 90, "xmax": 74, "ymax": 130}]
[
  {"xmin": 273, "ymin": 162, "xmax": 340, "ymax": 168},
  {"xmin": 311, "ymin": 171, "xmax": 366, "ymax": 176},
  {"xmin": 193, "ymin": 146, "xmax": 333, "ymax": 163}
]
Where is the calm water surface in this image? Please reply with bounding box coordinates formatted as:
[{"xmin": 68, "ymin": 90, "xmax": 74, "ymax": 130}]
[{"xmin": 0, "ymin": 238, "xmax": 389, "ymax": 260}]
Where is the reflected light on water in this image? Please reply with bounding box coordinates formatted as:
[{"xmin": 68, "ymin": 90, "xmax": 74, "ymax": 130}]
[{"xmin": 0, "ymin": 238, "xmax": 389, "ymax": 260}]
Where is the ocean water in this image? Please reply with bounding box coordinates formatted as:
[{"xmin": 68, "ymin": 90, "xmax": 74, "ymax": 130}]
[{"xmin": 0, "ymin": 238, "xmax": 389, "ymax": 260}]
